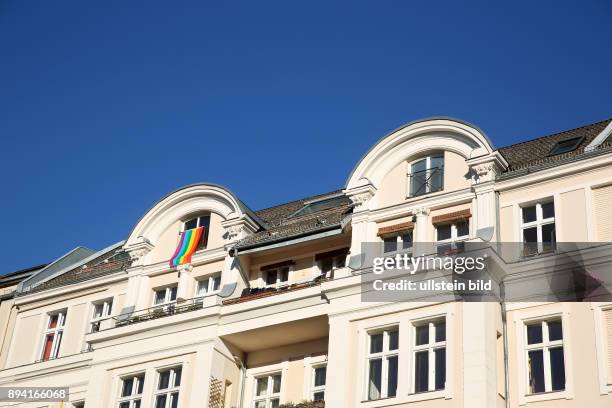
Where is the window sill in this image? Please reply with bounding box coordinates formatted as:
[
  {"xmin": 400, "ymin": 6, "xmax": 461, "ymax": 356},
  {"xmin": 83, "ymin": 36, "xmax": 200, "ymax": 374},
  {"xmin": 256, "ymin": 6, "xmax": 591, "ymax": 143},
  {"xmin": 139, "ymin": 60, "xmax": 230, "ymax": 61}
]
[
  {"xmin": 521, "ymin": 389, "xmax": 570, "ymax": 405},
  {"xmin": 360, "ymin": 390, "xmax": 446, "ymax": 407}
]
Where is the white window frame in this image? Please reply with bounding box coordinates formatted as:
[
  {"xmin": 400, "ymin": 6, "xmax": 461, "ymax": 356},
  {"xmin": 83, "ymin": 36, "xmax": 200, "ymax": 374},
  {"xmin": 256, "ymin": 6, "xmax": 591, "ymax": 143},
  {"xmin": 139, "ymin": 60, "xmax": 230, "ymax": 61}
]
[
  {"xmin": 591, "ymin": 303, "xmax": 612, "ymax": 394},
  {"xmin": 117, "ymin": 373, "xmax": 145, "ymax": 408},
  {"xmin": 90, "ymin": 298, "xmax": 113, "ymax": 333},
  {"xmin": 252, "ymin": 372, "xmax": 282, "ymax": 408},
  {"xmin": 520, "ymin": 200, "xmax": 556, "ymax": 255},
  {"xmin": 39, "ymin": 309, "xmax": 67, "ymax": 361},
  {"xmin": 316, "ymin": 254, "xmax": 347, "ymax": 278},
  {"xmin": 512, "ymin": 304, "xmax": 574, "ymax": 405},
  {"xmin": 153, "ymin": 286, "xmax": 178, "ymax": 307},
  {"xmin": 365, "ymin": 326, "xmax": 399, "ymax": 400},
  {"xmin": 407, "ymin": 155, "xmax": 445, "ymax": 198},
  {"xmin": 523, "ymin": 319, "xmax": 565, "ymax": 395},
  {"xmin": 195, "ymin": 273, "xmax": 221, "ymax": 298},
  {"xmin": 310, "ymin": 363, "xmax": 327, "ymax": 401},
  {"xmin": 411, "ymin": 319, "xmax": 446, "ymax": 393},
  {"xmin": 182, "ymin": 214, "xmax": 210, "ymax": 250},
  {"xmin": 153, "ymin": 366, "xmax": 182, "ymax": 408},
  {"xmin": 435, "ymin": 221, "xmax": 469, "ymax": 254}
]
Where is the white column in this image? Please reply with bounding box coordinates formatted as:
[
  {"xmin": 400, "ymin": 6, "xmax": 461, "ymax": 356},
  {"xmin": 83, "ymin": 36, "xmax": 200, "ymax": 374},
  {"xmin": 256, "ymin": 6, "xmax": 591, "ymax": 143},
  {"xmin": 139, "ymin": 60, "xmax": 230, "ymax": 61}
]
[
  {"xmin": 414, "ymin": 207, "xmax": 431, "ymax": 256},
  {"xmin": 324, "ymin": 316, "xmax": 352, "ymax": 408},
  {"xmin": 462, "ymin": 302, "xmax": 499, "ymax": 408},
  {"xmin": 176, "ymin": 264, "xmax": 193, "ymax": 301}
]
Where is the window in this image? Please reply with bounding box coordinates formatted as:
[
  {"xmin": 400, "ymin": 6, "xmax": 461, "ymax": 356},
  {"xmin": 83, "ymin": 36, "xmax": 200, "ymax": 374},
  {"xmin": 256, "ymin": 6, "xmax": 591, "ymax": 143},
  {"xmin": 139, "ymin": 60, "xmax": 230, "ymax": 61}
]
[
  {"xmin": 311, "ymin": 365, "xmax": 326, "ymax": 401},
  {"xmin": 291, "ymin": 195, "xmax": 351, "ymax": 218},
  {"xmin": 548, "ymin": 136, "xmax": 584, "ymax": 156},
  {"xmin": 408, "ymin": 155, "xmax": 444, "ymax": 197},
  {"xmin": 196, "ymin": 274, "xmax": 221, "ymax": 297},
  {"xmin": 383, "ymin": 232, "xmax": 413, "ymax": 254},
  {"xmin": 184, "ymin": 215, "xmax": 211, "ymax": 250},
  {"xmin": 366, "ymin": 327, "xmax": 398, "ymax": 400},
  {"xmin": 525, "ymin": 319, "xmax": 565, "ymax": 394},
  {"xmin": 521, "ymin": 201, "xmax": 556, "ymax": 256},
  {"xmin": 413, "ymin": 319, "xmax": 446, "ymax": 393},
  {"xmin": 40, "ymin": 310, "xmax": 66, "ymax": 361},
  {"xmin": 154, "ymin": 286, "xmax": 178, "ymax": 307},
  {"xmin": 118, "ymin": 374, "xmax": 145, "ymax": 408},
  {"xmin": 264, "ymin": 267, "xmax": 289, "ymax": 287},
  {"xmin": 604, "ymin": 309, "xmax": 612, "ymax": 383},
  {"xmin": 317, "ymin": 253, "xmax": 346, "ymax": 278},
  {"xmin": 435, "ymin": 221, "xmax": 469, "ymax": 255},
  {"xmin": 90, "ymin": 299, "xmax": 113, "ymax": 333},
  {"xmin": 154, "ymin": 366, "xmax": 182, "ymax": 408},
  {"xmin": 253, "ymin": 373, "xmax": 282, "ymax": 408}
]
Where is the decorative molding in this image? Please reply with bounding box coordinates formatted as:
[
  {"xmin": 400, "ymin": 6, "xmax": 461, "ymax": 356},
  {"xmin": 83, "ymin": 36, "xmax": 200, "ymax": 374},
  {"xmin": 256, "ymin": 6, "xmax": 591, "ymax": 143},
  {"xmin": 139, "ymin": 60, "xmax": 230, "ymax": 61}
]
[
  {"xmin": 176, "ymin": 263, "xmax": 193, "ymax": 274},
  {"xmin": 221, "ymin": 215, "xmax": 259, "ymax": 243},
  {"xmin": 413, "ymin": 207, "xmax": 430, "ymax": 217},
  {"xmin": 346, "ymin": 183, "xmax": 377, "ymax": 212},
  {"xmin": 125, "ymin": 237, "xmax": 154, "ymax": 266}
]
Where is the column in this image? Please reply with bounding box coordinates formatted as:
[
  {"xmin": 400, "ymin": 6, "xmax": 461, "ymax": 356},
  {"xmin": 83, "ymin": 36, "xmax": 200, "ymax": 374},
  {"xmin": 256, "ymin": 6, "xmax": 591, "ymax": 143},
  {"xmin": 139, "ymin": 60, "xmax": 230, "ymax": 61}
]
[{"xmin": 176, "ymin": 264, "xmax": 193, "ymax": 301}]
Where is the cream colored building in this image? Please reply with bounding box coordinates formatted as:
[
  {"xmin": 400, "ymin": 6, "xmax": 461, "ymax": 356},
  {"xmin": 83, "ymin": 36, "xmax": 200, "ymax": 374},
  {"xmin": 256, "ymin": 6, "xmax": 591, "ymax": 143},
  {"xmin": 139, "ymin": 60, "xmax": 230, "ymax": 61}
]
[{"xmin": 1, "ymin": 117, "xmax": 612, "ymax": 408}]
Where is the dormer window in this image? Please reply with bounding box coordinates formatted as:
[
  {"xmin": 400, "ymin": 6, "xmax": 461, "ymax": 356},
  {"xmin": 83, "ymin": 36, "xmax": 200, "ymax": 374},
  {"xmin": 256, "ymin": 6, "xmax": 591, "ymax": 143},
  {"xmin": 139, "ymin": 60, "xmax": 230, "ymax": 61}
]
[
  {"xmin": 408, "ymin": 155, "xmax": 444, "ymax": 197},
  {"xmin": 183, "ymin": 215, "xmax": 211, "ymax": 250}
]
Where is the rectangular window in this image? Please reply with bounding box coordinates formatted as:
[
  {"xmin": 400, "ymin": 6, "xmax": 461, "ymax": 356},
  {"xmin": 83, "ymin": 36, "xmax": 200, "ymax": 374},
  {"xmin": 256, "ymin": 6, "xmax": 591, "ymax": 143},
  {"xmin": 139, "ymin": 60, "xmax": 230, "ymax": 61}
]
[
  {"xmin": 435, "ymin": 221, "xmax": 469, "ymax": 255},
  {"xmin": 318, "ymin": 255, "xmax": 346, "ymax": 277},
  {"xmin": 525, "ymin": 319, "xmax": 565, "ymax": 393},
  {"xmin": 264, "ymin": 267, "xmax": 290, "ymax": 287},
  {"xmin": 184, "ymin": 215, "xmax": 211, "ymax": 250},
  {"xmin": 90, "ymin": 298, "xmax": 113, "ymax": 333},
  {"xmin": 383, "ymin": 232, "xmax": 413, "ymax": 254},
  {"xmin": 196, "ymin": 274, "xmax": 221, "ymax": 297},
  {"xmin": 154, "ymin": 366, "xmax": 182, "ymax": 408},
  {"xmin": 40, "ymin": 310, "xmax": 66, "ymax": 361},
  {"xmin": 366, "ymin": 327, "xmax": 399, "ymax": 400},
  {"xmin": 413, "ymin": 319, "xmax": 446, "ymax": 393},
  {"xmin": 409, "ymin": 155, "xmax": 444, "ymax": 197},
  {"xmin": 311, "ymin": 365, "xmax": 326, "ymax": 401},
  {"xmin": 154, "ymin": 286, "xmax": 178, "ymax": 307},
  {"xmin": 253, "ymin": 373, "xmax": 282, "ymax": 408},
  {"xmin": 521, "ymin": 201, "xmax": 556, "ymax": 256},
  {"xmin": 118, "ymin": 374, "xmax": 145, "ymax": 408}
]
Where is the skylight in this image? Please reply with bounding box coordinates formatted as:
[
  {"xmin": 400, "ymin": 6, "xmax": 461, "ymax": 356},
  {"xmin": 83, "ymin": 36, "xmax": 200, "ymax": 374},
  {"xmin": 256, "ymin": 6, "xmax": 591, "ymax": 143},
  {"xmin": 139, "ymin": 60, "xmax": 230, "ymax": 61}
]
[
  {"xmin": 291, "ymin": 195, "xmax": 351, "ymax": 217},
  {"xmin": 548, "ymin": 136, "xmax": 584, "ymax": 156}
]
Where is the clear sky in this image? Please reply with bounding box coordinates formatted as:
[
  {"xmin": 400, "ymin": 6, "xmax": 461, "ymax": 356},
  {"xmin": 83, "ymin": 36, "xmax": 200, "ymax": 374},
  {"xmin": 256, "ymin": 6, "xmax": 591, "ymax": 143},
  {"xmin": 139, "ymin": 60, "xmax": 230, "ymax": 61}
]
[{"xmin": 1, "ymin": 1, "xmax": 611, "ymax": 272}]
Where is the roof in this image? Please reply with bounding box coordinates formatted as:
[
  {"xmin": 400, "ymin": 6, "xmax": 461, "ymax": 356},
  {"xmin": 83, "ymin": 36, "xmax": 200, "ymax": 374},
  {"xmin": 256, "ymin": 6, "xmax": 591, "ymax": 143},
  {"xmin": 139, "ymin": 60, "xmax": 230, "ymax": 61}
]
[
  {"xmin": 235, "ymin": 190, "xmax": 352, "ymax": 250},
  {"xmin": 498, "ymin": 118, "xmax": 612, "ymax": 173}
]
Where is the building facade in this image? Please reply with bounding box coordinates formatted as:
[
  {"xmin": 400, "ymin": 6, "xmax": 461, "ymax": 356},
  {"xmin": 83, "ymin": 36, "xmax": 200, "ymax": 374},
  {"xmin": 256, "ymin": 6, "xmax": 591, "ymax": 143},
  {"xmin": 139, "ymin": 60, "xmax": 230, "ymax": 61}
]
[{"xmin": 1, "ymin": 117, "xmax": 612, "ymax": 408}]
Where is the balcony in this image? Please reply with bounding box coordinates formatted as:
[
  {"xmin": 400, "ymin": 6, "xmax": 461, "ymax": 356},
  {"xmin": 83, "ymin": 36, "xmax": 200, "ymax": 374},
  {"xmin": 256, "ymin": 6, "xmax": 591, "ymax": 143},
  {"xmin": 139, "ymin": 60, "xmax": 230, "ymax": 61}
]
[{"xmin": 223, "ymin": 277, "xmax": 327, "ymax": 305}]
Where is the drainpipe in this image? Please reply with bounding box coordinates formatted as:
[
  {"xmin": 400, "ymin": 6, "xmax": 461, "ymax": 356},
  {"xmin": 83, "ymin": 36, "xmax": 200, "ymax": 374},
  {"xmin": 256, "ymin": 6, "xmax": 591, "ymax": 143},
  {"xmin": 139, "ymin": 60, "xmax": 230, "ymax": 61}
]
[
  {"xmin": 501, "ymin": 288, "xmax": 510, "ymax": 408},
  {"xmin": 234, "ymin": 355, "xmax": 246, "ymax": 408}
]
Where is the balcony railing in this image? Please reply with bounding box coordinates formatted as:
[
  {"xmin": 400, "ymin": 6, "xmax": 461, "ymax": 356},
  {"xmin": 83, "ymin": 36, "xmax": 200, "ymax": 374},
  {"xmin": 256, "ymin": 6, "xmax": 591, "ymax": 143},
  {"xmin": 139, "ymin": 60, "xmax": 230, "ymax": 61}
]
[
  {"xmin": 408, "ymin": 166, "xmax": 444, "ymax": 197},
  {"xmin": 223, "ymin": 277, "xmax": 327, "ymax": 305}
]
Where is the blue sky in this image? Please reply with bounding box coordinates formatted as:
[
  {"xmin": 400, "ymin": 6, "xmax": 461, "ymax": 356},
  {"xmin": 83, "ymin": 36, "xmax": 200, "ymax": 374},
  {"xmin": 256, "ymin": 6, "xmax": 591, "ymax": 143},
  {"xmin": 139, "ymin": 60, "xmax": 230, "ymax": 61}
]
[{"xmin": 1, "ymin": 1, "xmax": 611, "ymax": 272}]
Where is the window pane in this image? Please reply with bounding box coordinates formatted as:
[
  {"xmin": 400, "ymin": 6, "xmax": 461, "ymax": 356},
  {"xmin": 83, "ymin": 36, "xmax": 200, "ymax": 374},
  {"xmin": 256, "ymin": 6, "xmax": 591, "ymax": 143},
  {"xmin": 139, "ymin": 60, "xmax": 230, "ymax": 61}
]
[
  {"xmin": 412, "ymin": 158, "xmax": 427, "ymax": 173},
  {"xmin": 270, "ymin": 398, "xmax": 280, "ymax": 408},
  {"xmin": 136, "ymin": 375, "xmax": 144, "ymax": 394},
  {"xmin": 169, "ymin": 287, "xmax": 177, "ymax": 301},
  {"xmin": 456, "ymin": 221, "xmax": 469, "ymax": 237},
  {"xmin": 265, "ymin": 271, "xmax": 277, "ymax": 285},
  {"xmin": 542, "ymin": 202, "xmax": 555, "ymax": 219},
  {"xmin": 279, "ymin": 268, "xmax": 289, "ymax": 282},
  {"xmin": 368, "ymin": 359, "xmax": 382, "ymax": 400},
  {"xmin": 429, "ymin": 157, "xmax": 444, "ymax": 192},
  {"xmin": 154, "ymin": 290, "xmax": 166, "ymax": 305},
  {"xmin": 49, "ymin": 314, "xmax": 59, "ymax": 329},
  {"xmin": 314, "ymin": 367, "xmax": 326, "ymax": 387},
  {"xmin": 550, "ymin": 346, "xmax": 566, "ymax": 391},
  {"xmin": 272, "ymin": 374, "xmax": 282, "ymax": 394},
  {"xmin": 93, "ymin": 303, "xmax": 104, "ymax": 319},
  {"xmin": 437, "ymin": 225, "xmax": 452, "ymax": 241},
  {"xmin": 313, "ymin": 391, "xmax": 325, "ymax": 401},
  {"xmin": 388, "ymin": 330, "xmax": 399, "ymax": 351},
  {"xmin": 401, "ymin": 233, "xmax": 413, "ymax": 249},
  {"xmin": 42, "ymin": 334, "xmax": 54, "ymax": 361},
  {"xmin": 184, "ymin": 219, "xmax": 197, "ymax": 230},
  {"xmin": 435, "ymin": 348, "xmax": 446, "ymax": 390},
  {"xmin": 527, "ymin": 324, "xmax": 543, "ymax": 344},
  {"xmin": 411, "ymin": 159, "xmax": 428, "ymax": 196},
  {"xmin": 522, "ymin": 227, "xmax": 537, "ymax": 243},
  {"xmin": 134, "ymin": 400, "xmax": 141, "ymax": 408},
  {"xmin": 155, "ymin": 395, "xmax": 167, "ymax": 408},
  {"xmin": 415, "ymin": 325, "xmax": 429, "ymax": 346},
  {"xmin": 170, "ymin": 392, "xmax": 179, "ymax": 408},
  {"xmin": 430, "ymin": 155, "xmax": 444, "ymax": 170},
  {"xmin": 542, "ymin": 223, "xmax": 556, "ymax": 245},
  {"xmin": 174, "ymin": 367, "xmax": 182, "ymax": 387},
  {"xmin": 212, "ymin": 276, "xmax": 221, "ymax": 291},
  {"xmin": 548, "ymin": 321, "xmax": 563, "ymax": 341},
  {"xmin": 121, "ymin": 378, "xmax": 134, "ymax": 397},
  {"xmin": 435, "ymin": 321, "xmax": 446, "ymax": 342},
  {"xmin": 119, "ymin": 403, "xmax": 130, "ymax": 408},
  {"xmin": 370, "ymin": 333, "xmax": 383, "ymax": 353},
  {"xmin": 256, "ymin": 377, "xmax": 268, "ymax": 396},
  {"xmin": 254, "ymin": 401, "xmax": 266, "ymax": 408},
  {"xmin": 522, "ymin": 206, "xmax": 537, "ymax": 223},
  {"xmin": 383, "ymin": 237, "xmax": 397, "ymax": 253},
  {"xmin": 321, "ymin": 258, "xmax": 334, "ymax": 274},
  {"xmin": 197, "ymin": 280, "xmax": 207, "ymax": 296},
  {"xmin": 414, "ymin": 351, "xmax": 429, "ymax": 392},
  {"xmin": 528, "ymin": 350, "xmax": 545, "ymax": 393},
  {"xmin": 158, "ymin": 371, "xmax": 170, "ymax": 390},
  {"xmin": 387, "ymin": 356, "xmax": 398, "ymax": 397}
]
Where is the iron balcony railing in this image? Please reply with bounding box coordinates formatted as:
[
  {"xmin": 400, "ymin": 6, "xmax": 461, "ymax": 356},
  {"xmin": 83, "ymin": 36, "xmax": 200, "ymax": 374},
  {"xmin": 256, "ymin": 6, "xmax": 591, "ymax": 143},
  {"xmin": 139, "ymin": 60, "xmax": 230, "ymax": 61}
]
[{"xmin": 408, "ymin": 166, "xmax": 444, "ymax": 197}]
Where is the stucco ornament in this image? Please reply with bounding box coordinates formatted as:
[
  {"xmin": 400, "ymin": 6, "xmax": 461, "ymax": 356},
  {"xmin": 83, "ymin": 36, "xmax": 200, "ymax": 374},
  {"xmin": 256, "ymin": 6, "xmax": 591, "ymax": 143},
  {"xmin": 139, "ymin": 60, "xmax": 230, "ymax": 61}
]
[
  {"xmin": 346, "ymin": 183, "xmax": 377, "ymax": 212},
  {"xmin": 126, "ymin": 236, "xmax": 154, "ymax": 266}
]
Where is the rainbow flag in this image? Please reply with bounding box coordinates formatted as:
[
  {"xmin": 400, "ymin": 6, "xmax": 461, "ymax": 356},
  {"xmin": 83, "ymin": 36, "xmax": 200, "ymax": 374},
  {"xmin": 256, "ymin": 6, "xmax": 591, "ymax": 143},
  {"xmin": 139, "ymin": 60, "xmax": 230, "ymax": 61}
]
[{"xmin": 169, "ymin": 227, "xmax": 204, "ymax": 267}]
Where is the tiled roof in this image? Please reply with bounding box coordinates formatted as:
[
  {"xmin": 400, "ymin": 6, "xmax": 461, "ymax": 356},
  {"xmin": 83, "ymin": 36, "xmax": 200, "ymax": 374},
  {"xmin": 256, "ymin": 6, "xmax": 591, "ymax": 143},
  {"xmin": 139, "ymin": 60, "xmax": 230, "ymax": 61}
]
[{"xmin": 498, "ymin": 119, "xmax": 611, "ymax": 172}]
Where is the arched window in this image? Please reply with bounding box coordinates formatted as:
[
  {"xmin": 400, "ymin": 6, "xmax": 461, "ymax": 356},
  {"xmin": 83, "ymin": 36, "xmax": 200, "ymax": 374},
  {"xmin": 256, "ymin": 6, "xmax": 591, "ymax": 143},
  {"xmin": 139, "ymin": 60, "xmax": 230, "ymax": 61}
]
[
  {"xmin": 408, "ymin": 154, "xmax": 444, "ymax": 197},
  {"xmin": 183, "ymin": 215, "xmax": 211, "ymax": 250}
]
